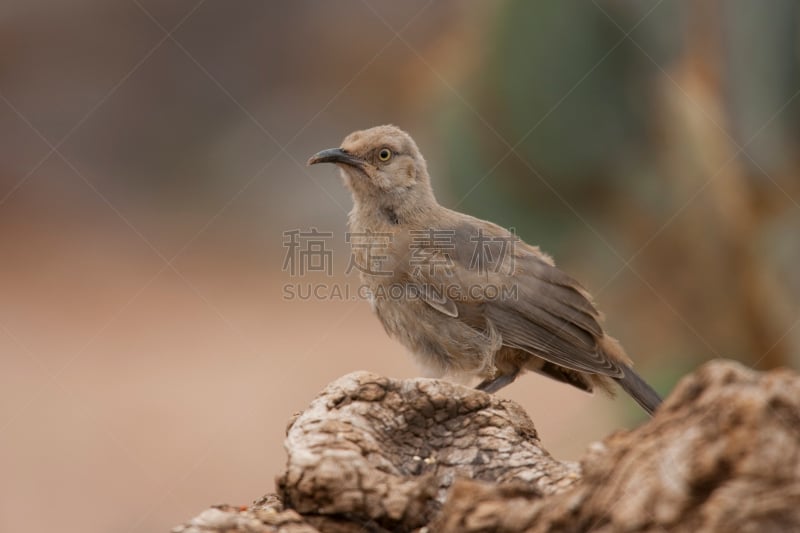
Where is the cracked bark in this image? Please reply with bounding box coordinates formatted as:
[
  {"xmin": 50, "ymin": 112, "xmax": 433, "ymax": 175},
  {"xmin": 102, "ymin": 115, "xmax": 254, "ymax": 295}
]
[{"xmin": 172, "ymin": 360, "xmax": 800, "ymax": 533}]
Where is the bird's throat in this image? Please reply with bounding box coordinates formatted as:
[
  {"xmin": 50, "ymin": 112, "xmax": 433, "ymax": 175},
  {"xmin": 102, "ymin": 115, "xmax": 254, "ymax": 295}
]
[{"xmin": 381, "ymin": 206, "xmax": 400, "ymax": 225}]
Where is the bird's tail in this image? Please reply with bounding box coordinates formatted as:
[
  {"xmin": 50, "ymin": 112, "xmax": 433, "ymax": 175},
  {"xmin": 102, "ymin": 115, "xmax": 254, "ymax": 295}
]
[{"xmin": 615, "ymin": 366, "xmax": 662, "ymax": 416}]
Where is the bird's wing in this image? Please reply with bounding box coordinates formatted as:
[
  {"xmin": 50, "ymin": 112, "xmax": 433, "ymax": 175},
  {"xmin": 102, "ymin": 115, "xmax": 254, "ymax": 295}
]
[
  {"xmin": 410, "ymin": 219, "xmax": 624, "ymax": 378},
  {"xmin": 419, "ymin": 284, "xmax": 458, "ymax": 317}
]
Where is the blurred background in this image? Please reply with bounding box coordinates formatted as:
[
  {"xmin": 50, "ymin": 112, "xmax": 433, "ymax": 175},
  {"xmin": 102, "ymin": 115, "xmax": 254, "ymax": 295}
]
[{"xmin": 2, "ymin": 1, "xmax": 799, "ymax": 531}]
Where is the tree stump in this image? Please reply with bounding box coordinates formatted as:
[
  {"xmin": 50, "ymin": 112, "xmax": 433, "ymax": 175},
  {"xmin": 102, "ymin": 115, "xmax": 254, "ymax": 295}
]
[{"xmin": 172, "ymin": 360, "xmax": 800, "ymax": 532}]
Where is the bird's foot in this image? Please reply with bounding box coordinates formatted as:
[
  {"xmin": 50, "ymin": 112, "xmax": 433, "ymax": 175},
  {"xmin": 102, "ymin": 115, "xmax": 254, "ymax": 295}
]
[{"xmin": 475, "ymin": 369, "xmax": 520, "ymax": 394}]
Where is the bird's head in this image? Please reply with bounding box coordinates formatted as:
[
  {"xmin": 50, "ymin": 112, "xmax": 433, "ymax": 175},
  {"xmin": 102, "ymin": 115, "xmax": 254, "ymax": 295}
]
[{"xmin": 308, "ymin": 125, "xmax": 435, "ymax": 216}]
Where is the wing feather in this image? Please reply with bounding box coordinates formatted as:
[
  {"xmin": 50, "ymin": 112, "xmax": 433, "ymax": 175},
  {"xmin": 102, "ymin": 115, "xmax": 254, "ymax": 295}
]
[{"xmin": 409, "ymin": 216, "xmax": 623, "ymax": 378}]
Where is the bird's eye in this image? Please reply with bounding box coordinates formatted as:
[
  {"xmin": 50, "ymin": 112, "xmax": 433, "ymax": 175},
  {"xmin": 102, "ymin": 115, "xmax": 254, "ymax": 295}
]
[{"xmin": 378, "ymin": 148, "xmax": 392, "ymax": 162}]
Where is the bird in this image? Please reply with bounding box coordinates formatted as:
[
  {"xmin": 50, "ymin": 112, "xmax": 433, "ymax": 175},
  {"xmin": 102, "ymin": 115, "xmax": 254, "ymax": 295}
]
[{"xmin": 308, "ymin": 125, "xmax": 662, "ymax": 415}]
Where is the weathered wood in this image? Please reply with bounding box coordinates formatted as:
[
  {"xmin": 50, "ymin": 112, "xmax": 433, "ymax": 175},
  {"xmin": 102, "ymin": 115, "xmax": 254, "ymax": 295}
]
[{"xmin": 172, "ymin": 360, "xmax": 800, "ymax": 532}]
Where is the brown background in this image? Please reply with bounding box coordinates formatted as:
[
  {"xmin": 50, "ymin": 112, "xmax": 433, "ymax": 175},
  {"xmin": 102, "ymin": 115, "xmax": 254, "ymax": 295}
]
[{"xmin": 2, "ymin": 2, "xmax": 799, "ymax": 532}]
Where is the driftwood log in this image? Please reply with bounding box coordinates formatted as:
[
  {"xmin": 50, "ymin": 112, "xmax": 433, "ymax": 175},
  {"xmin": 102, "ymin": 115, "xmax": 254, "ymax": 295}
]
[{"xmin": 172, "ymin": 360, "xmax": 800, "ymax": 532}]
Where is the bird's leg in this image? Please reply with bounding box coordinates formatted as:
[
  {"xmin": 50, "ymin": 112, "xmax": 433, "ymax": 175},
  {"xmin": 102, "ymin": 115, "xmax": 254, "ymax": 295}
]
[{"xmin": 475, "ymin": 368, "xmax": 520, "ymax": 394}]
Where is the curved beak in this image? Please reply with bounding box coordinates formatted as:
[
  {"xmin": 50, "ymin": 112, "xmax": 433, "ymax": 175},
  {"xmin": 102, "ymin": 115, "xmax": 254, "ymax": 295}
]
[{"xmin": 307, "ymin": 148, "xmax": 364, "ymax": 169}]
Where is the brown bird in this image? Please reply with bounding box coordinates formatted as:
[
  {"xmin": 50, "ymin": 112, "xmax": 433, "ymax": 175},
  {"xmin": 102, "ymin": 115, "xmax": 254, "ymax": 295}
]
[{"xmin": 308, "ymin": 125, "xmax": 662, "ymax": 415}]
